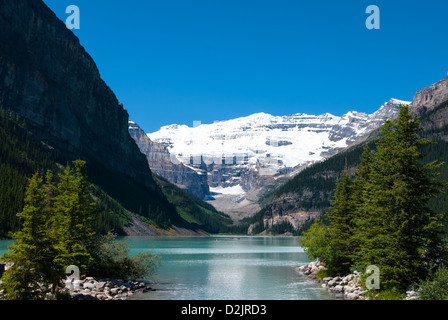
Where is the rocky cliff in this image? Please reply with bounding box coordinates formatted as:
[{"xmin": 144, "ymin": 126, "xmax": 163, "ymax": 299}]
[
  {"xmin": 411, "ymin": 76, "xmax": 448, "ymax": 117},
  {"xmin": 129, "ymin": 121, "xmax": 210, "ymax": 199},
  {"xmin": 0, "ymin": 0, "xmax": 176, "ymax": 220},
  {"xmin": 411, "ymin": 76, "xmax": 448, "ymax": 131}
]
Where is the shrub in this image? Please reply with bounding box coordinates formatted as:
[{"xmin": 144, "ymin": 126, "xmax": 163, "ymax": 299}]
[
  {"xmin": 87, "ymin": 232, "xmax": 160, "ymax": 281},
  {"xmin": 417, "ymin": 266, "xmax": 448, "ymax": 300}
]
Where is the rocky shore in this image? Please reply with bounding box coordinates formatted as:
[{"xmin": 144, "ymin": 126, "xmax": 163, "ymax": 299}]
[
  {"xmin": 297, "ymin": 261, "xmax": 420, "ymax": 300},
  {"xmin": 1, "ymin": 261, "xmax": 154, "ymax": 300},
  {"xmin": 296, "ymin": 261, "xmax": 368, "ymax": 300},
  {"xmin": 61, "ymin": 277, "xmax": 155, "ymax": 300}
]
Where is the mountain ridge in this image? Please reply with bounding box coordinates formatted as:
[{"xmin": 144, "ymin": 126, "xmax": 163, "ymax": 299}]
[
  {"xmin": 145, "ymin": 98, "xmax": 408, "ymax": 218},
  {"xmin": 247, "ymin": 74, "xmax": 448, "ymax": 235}
]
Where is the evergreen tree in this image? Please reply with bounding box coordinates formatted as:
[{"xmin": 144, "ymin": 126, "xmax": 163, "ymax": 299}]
[
  {"xmin": 355, "ymin": 105, "xmax": 447, "ymax": 290},
  {"xmin": 350, "ymin": 145, "xmax": 374, "ymax": 265},
  {"xmin": 53, "ymin": 160, "xmax": 97, "ymax": 273},
  {"xmin": 0, "ymin": 173, "xmax": 60, "ymax": 299},
  {"xmin": 325, "ymin": 162, "xmax": 356, "ymax": 276}
]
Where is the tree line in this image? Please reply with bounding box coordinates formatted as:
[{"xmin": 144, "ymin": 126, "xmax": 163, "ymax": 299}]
[
  {"xmin": 299, "ymin": 105, "xmax": 448, "ymax": 294},
  {"xmin": 0, "ymin": 160, "xmax": 158, "ymax": 300}
]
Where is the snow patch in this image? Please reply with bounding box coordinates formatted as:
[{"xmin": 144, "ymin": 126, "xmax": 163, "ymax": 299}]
[{"xmin": 210, "ymin": 185, "xmax": 246, "ymax": 196}]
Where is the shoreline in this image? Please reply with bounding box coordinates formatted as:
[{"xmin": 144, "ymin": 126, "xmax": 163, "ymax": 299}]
[
  {"xmin": 297, "ymin": 261, "xmax": 419, "ymax": 300},
  {"xmin": 61, "ymin": 277, "xmax": 155, "ymax": 300},
  {"xmin": 296, "ymin": 261, "xmax": 368, "ymax": 300},
  {"xmin": 1, "ymin": 261, "xmax": 153, "ymax": 300}
]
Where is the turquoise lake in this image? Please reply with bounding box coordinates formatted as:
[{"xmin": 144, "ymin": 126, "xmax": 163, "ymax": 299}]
[{"xmin": 0, "ymin": 236, "xmax": 337, "ymax": 300}]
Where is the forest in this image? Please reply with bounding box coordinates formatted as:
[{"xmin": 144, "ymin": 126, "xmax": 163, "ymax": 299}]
[
  {"xmin": 243, "ymin": 99, "xmax": 448, "ymax": 236},
  {"xmin": 299, "ymin": 105, "xmax": 448, "ymax": 298}
]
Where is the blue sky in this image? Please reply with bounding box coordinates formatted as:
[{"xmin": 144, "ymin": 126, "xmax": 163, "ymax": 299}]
[{"xmin": 42, "ymin": 0, "xmax": 448, "ymax": 133}]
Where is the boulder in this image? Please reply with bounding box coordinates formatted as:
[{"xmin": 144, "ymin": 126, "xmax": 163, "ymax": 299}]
[
  {"xmin": 331, "ymin": 285, "xmax": 344, "ymax": 294},
  {"xmin": 327, "ymin": 280, "xmax": 336, "ymax": 287},
  {"xmin": 83, "ymin": 281, "xmax": 97, "ymax": 290},
  {"xmin": 346, "ymin": 292, "xmax": 360, "ymax": 300},
  {"xmin": 96, "ymin": 281, "xmax": 106, "ymax": 290}
]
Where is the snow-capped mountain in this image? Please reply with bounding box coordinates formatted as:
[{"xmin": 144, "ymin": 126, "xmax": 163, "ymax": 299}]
[{"xmin": 145, "ymin": 98, "xmax": 410, "ymax": 215}]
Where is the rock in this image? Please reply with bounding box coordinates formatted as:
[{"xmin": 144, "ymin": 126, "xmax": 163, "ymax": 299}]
[
  {"xmin": 346, "ymin": 292, "xmax": 359, "ymax": 300},
  {"xmin": 405, "ymin": 290, "xmax": 419, "ymax": 300},
  {"xmin": 83, "ymin": 281, "xmax": 97, "ymax": 290},
  {"xmin": 110, "ymin": 288, "xmax": 119, "ymax": 295},
  {"xmin": 96, "ymin": 281, "xmax": 106, "ymax": 290},
  {"xmin": 331, "ymin": 285, "xmax": 344, "ymax": 293},
  {"xmin": 344, "ymin": 285, "xmax": 355, "ymax": 294}
]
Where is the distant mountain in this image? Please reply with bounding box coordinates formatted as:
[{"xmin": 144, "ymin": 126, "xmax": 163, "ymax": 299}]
[
  {"xmin": 247, "ymin": 75, "xmax": 448, "ymax": 235},
  {"xmin": 147, "ymin": 99, "xmax": 408, "ymax": 218}
]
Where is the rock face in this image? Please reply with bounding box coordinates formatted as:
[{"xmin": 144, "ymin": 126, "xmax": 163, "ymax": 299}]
[
  {"xmin": 0, "ymin": 0, "xmax": 173, "ymax": 217},
  {"xmin": 411, "ymin": 76, "xmax": 448, "ymax": 130},
  {"xmin": 411, "ymin": 76, "xmax": 448, "ymax": 117},
  {"xmin": 129, "ymin": 121, "xmax": 210, "ymax": 199}
]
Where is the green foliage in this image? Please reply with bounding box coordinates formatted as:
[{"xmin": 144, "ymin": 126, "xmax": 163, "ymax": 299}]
[
  {"xmin": 51, "ymin": 161, "xmax": 97, "ymax": 273},
  {"xmin": 315, "ymin": 268, "xmax": 331, "ymax": 281},
  {"xmin": 325, "ymin": 163, "xmax": 357, "ymax": 275},
  {"xmin": 0, "ymin": 160, "xmax": 158, "ymax": 299},
  {"xmin": 299, "ymin": 105, "xmax": 448, "ymax": 294},
  {"xmin": 267, "ymin": 221, "xmax": 297, "ymax": 235},
  {"xmin": 0, "ymin": 107, "xmax": 57, "ymax": 238},
  {"xmin": 298, "ymin": 219, "xmax": 331, "ymax": 263},
  {"xmin": 354, "ymin": 105, "xmax": 447, "ymax": 291},
  {"xmin": 0, "ymin": 107, "xmax": 135, "ymax": 238},
  {"xmin": 153, "ymin": 174, "xmax": 233, "ymax": 234},
  {"xmin": 87, "ymin": 157, "xmax": 180, "ymax": 229},
  {"xmin": 0, "ymin": 160, "xmax": 98, "ymax": 299},
  {"xmin": 417, "ymin": 266, "xmax": 448, "ymax": 300},
  {"xmin": 86, "ymin": 232, "xmax": 160, "ymax": 281},
  {"xmin": 0, "ymin": 172, "xmax": 61, "ymax": 299},
  {"xmin": 366, "ymin": 287, "xmax": 403, "ymax": 300}
]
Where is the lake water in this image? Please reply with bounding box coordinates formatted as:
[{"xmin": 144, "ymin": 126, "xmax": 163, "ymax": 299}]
[
  {"xmin": 0, "ymin": 236, "xmax": 337, "ymax": 300},
  {"xmin": 124, "ymin": 236, "xmax": 336, "ymax": 300}
]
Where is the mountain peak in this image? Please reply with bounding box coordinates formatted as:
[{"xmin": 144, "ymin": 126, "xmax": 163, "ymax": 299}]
[{"xmin": 389, "ymin": 98, "xmax": 412, "ymax": 105}]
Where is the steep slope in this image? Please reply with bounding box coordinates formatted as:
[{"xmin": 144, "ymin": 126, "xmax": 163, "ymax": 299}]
[
  {"xmin": 129, "ymin": 121, "xmax": 210, "ymax": 199},
  {"xmin": 0, "ymin": 107, "xmax": 134, "ymax": 238},
  {"xmin": 249, "ymin": 75, "xmax": 448, "ymax": 235},
  {"xmin": 0, "ymin": 0, "xmax": 181, "ymax": 228}
]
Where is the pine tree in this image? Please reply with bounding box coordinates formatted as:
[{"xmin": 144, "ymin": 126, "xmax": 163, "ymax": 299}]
[
  {"xmin": 325, "ymin": 162, "xmax": 356, "ymax": 276},
  {"xmin": 355, "ymin": 105, "xmax": 447, "ymax": 290},
  {"xmin": 0, "ymin": 172, "xmax": 60, "ymax": 299},
  {"xmin": 350, "ymin": 145, "xmax": 374, "ymax": 264},
  {"xmin": 53, "ymin": 160, "xmax": 97, "ymax": 274}
]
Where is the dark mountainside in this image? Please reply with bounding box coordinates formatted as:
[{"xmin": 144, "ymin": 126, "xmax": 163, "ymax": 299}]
[
  {"xmin": 247, "ymin": 75, "xmax": 448, "ymax": 235},
  {"xmin": 0, "ymin": 0, "xmax": 232, "ymax": 236}
]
